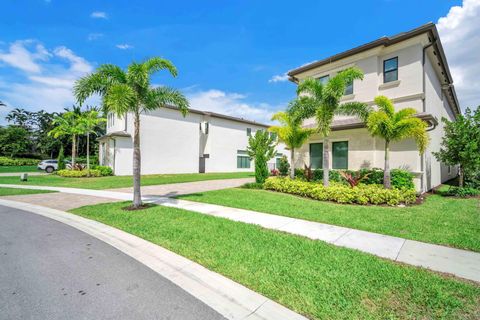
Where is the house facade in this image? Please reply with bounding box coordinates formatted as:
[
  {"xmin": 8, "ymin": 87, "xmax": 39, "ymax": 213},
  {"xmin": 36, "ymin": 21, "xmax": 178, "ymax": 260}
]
[
  {"xmin": 287, "ymin": 23, "xmax": 460, "ymax": 192},
  {"xmin": 99, "ymin": 106, "xmax": 288, "ymax": 176}
]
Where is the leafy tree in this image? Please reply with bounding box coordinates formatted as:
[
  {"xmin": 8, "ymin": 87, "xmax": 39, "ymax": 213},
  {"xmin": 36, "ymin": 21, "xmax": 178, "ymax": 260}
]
[
  {"xmin": 74, "ymin": 57, "xmax": 189, "ymax": 208},
  {"xmin": 247, "ymin": 130, "xmax": 276, "ymax": 183},
  {"xmin": 269, "ymin": 109, "xmax": 314, "ymax": 178},
  {"xmin": 291, "ymin": 67, "xmax": 368, "ymax": 186},
  {"xmin": 79, "ymin": 109, "xmax": 106, "ymax": 170},
  {"xmin": 278, "ymin": 155, "xmax": 290, "ymax": 176},
  {"xmin": 0, "ymin": 126, "xmax": 31, "ymax": 157},
  {"xmin": 366, "ymin": 96, "xmax": 429, "ymax": 189},
  {"xmin": 433, "ymin": 107, "xmax": 480, "ymax": 188},
  {"xmin": 5, "ymin": 108, "xmax": 33, "ymax": 129},
  {"xmin": 48, "ymin": 111, "xmax": 84, "ymax": 167},
  {"xmin": 57, "ymin": 145, "xmax": 66, "ymax": 170}
]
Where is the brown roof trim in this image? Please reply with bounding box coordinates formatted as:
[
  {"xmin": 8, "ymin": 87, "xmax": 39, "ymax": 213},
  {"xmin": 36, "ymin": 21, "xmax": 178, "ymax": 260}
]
[{"xmin": 163, "ymin": 105, "xmax": 270, "ymax": 128}]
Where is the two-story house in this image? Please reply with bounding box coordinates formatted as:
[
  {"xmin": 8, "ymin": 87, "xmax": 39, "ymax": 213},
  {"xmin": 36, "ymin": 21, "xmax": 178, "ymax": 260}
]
[
  {"xmin": 287, "ymin": 23, "xmax": 460, "ymax": 192},
  {"xmin": 99, "ymin": 106, "xmax": 288, "ymax": 175}
]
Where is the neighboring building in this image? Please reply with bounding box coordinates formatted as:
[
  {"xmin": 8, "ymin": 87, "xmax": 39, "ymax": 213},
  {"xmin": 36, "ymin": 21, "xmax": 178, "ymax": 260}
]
[
  {"xmin": 99, "ymin": 106, "xmax": 287, "ymax": 175},
  {"xmin": 287, "ymin": 23, "xmax": 460, "ymax": 192}
]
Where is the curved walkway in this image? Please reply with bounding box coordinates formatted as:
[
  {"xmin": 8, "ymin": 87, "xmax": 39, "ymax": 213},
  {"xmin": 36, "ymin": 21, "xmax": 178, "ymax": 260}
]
[{"xmin": 1, "ymin": 183, "xmax": 479, "ymax": 283}]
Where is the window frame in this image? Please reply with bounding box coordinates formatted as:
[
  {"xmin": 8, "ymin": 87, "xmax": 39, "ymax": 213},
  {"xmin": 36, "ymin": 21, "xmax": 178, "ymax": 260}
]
[
  {"xmin": 332, "ymin": 141, "xmax": 349, "ymax": 169},
  {"xmin": 309, "ymin": 142, "xmax": 323, "ymax": 169},
  {"xmin": 344, "ymin": 80, "xmax": 353, "ymax": 95},
  {"xmin": 383, "ymin": 57, "xmax": 398, "ymax": 83},
  {"xmin": 318, "ymin": 75, "xmax": 330, "ymax": 85},
  {"xmin": 246, "ymin": 128, "xmax": 252, "ymax": 136}
]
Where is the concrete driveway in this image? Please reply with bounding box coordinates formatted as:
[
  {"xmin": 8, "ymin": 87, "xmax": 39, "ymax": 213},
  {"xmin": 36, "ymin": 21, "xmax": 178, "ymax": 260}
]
[{"xmin": 0, "ymin": 205, "xmax": 225, "ymax": 320}]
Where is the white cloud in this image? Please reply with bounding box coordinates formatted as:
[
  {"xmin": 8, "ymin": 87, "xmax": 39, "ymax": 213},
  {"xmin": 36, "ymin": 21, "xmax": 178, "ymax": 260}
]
[
  {"xmin": 116, "ymin": 44, "xmax": 133, "ymax": 50},
  {"xmin": 437, "ymin": 0, "xmax": 480, "ymax": 110},
  {"xmin": 268, "ymin": 73, "xmax": 289, "ymax": 83},
  {"xmin": 0, "ymin": 40, "xmax": 50, "ymax": 73},
  {"xmin": 90, "ymin": 11, "xmax": 107, "ymax": 19},
  {"xmin": 186, "ymin": 89, "xmax": 280, "ymax": 124},
  {"xmin": 87, "ymin": 33, "xmax": 104, "ymax": 41},
  {"xmin": 0, "ymin": 40, "xmax": 99, "ymax": 116}
]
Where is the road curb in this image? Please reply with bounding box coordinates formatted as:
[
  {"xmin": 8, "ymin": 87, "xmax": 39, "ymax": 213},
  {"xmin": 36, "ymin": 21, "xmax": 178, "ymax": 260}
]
[{"xmin": 0, "ymin": 199, "xmax": 308, "ymax": 320}]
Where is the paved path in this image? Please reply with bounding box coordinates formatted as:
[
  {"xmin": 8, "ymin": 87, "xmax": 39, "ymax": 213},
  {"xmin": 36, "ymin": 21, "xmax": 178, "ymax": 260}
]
[
  {"xmin": 0, "ymin": 204, "xmax": 225, "ymax": 320},
  {"xmin": 108, "ymin": 177, "xmax": 254, "ymax": 197},
  {"xmin": 1, "ymin": 183, "xmax": 479, "ymax": 282},
  {"xmin": 0, "ymin": 199, "xmax": 307, "ymax": 320}
]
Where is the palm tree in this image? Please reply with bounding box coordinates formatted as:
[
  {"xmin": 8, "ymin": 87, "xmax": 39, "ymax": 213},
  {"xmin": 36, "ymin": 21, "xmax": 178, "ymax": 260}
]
[
  {"xmin": 49, "ymin": 111, "xmax": 83, "ymax": 167},
  {"xmin": 0, "ymin": 101, "xmax": 6, "ymax": 107},
  {"xmin": 365, "ymin": 96, "xmax": 429, "ymax": 188},
  {"xmin": 269, "ymin": 109, "xmax": 315, "ymax": 178},
  {"xmin": 291, "ymin": 67, "xmax": 368, "ymax": 186},
  {"xmin": 74, "ymin": 57, "xmax": 189, "ymax": 208},
  {"xmin": 79, "ymin": 109, "xmax": 106, "ymax": 170}
]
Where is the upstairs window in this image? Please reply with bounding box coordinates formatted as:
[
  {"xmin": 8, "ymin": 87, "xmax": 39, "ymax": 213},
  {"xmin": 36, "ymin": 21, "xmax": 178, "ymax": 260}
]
[
  {"xmin": 345, "ymin": 80, "xmax": 353, "ymax": 95},
  {"xmin": 246, "ymin": 128, "xmax": 252, "ymax": 136},
  {"xmin": 318, "ymin": 75, "xmax": 330, "ymax": 85},
  {"xmin": 383, "ymin": 57, "xmax": 398, "ymax": 83}
]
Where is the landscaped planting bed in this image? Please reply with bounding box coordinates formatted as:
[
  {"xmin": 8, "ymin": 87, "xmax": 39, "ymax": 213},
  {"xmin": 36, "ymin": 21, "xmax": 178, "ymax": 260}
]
[{"xmin": 71, "ymin": 202, "xmax": 480, "ymax": 320}]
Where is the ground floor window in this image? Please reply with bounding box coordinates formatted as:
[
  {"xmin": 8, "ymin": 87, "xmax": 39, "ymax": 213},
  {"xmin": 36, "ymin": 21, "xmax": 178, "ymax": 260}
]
[
  {"xmin": 332, "ymin": 141, "xmax": 348, "ymax": 169},
  {"xmin": 237, "ymin": 150, "xmax": 251, "ymax": 169},
  {"xmin": 309, "ymin": 143, "xmax": 323, "ymax": 169}
]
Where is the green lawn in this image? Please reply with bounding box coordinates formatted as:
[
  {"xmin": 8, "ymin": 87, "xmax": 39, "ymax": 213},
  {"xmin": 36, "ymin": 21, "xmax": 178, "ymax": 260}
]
[
  {"xmin": 0, "ymin": 166, "xmax": 39, "ymax": 173},
  {"xmin": 178, "ymin": 188, "xmax": 480, "ymax": 252},
  {"xmin": 71, "ymin": 202, "xmax": 480, "ymax": 320},
  {"xmin": 0, "ymin": 172, "xmax": 253, "ymax": 190},
  {"xmin": 0, "ymin": 187, "xmax": 56, "ymax": 196}
]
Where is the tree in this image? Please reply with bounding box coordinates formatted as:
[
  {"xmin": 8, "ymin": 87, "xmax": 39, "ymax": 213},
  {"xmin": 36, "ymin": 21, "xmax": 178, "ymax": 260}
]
[
  {"xmin": 0, "ymin": 126, "xmax": 31, "ymax": 157},
  {"xmin": 268, "ymin": 109, "xmax": 314, "ymax": 178},
  {"xmin": 291, "ymin": 67, "xmax": 368, "ymax": 186},
  {"xmin": 366, "ymin": 96, "xmax": 429, "ymax": 188},
  {"xmin": 433, "ymin": 107, "xmax": 480, "ymax": 188},
  {"xmin": 74, "ymin": 57, "xmax": 189, "ymax": 208},
  {"xmin": 247, "ymin": 130, "xmax": 276, "ymax": 183},
  {"xmin": 49, "ymin": 111, "xmax": 83, "ymax": 167},
  {"xmin": 79, "ymin": 109, "xmax": 106, "ymax": 170},
  {"xmin": 57, "ymin": 145, "xmax": 66, "ymax": 170}
]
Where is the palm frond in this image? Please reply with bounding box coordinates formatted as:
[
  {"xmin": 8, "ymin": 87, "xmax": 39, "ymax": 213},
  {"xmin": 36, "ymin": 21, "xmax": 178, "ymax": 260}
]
[
  {"xmin": 96, "ymin": 64, "xmax": 127, "ymax": 83},
  {"xmin": 296, "ymin": 77, "xmax": 323, "ymax": 99},
  {"xmin": 126, "ymin": 62, "xmax": 149, "ymax": 90},
  {"xmin": 374, "ymin": 95, "xmax": 394, "ymax": 116},
  {"xmin": 74, "ymin": 73, "xmax": 110, "ymax": 105},
  {"xmin": 143, "ymin": 57, "xmax": 178, "ymax": 77},
  {"xmin": 144, "ymin": 86, "xmax": 189, "ymax": 116},
  {"xmin": 337, "ymin": 101, "xmax": 372, "ymax": 122},
  {"xmin": 104, "ymin": 83, "xmax": 137, "ymax": 116}
]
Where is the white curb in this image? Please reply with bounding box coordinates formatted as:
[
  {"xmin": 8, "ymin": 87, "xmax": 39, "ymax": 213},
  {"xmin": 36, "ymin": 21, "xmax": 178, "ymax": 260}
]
[{"xmin": 0, "ymin": 199, "xmax": 308, "ymax": 320}]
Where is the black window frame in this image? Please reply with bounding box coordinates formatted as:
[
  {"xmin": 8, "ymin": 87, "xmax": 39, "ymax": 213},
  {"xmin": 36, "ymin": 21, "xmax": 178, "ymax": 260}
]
[
  {"xmin": 383, "ymin": 57, "xmax": 398, "ymax": 83},
  {"xmin": 332, "ymin": 141, "xmax": 349, "ymax": 169},
  {"xmin": 309, "ymin": 143, "xmax": 323, "ymax": 169}
]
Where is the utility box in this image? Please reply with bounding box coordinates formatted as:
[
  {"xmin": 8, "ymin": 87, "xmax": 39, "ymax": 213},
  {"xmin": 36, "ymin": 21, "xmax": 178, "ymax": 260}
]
[{"xmin": 20, "ymin": 173, "xmax": 28, "ymax": 181}]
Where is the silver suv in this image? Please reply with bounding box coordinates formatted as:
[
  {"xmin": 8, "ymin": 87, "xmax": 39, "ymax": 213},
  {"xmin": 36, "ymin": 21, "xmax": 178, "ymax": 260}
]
[{"xmin": 37, "ymin": 160, "xmax": 59, "ymax": 173}]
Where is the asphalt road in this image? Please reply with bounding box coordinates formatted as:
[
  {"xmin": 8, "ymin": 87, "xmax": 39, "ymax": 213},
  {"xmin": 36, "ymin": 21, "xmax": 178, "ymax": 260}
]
[{"xmin": 0, "ymin": 205, "xmax": 226, "ymax": 320}]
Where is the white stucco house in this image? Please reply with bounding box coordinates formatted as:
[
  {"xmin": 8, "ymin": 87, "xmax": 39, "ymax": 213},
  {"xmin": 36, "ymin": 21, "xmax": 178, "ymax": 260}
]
[
  {"xmin": 287, "ymin": 23, "xmax": 460, "ymax": 192},
  {"xmin": 99, "ymin": 106, "xmax": 288, "ymax": 176}
]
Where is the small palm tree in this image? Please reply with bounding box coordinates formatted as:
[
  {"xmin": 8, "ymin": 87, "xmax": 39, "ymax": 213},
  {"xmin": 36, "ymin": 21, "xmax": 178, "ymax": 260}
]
[
  {"xmin": 49, "ymin": 111, "xmax": 83, "ymax": 167},
  {"xmin": 79, "ymin": 109, "xmax": 106, "ymax": 170},
  {"xmin": 269, "ymin": 109, "xmax": 315, "ymax": 178},
  {"xmin": 292, "ymin": 67, "xmax": 368, "ymax": 186},
  {"xmin": 366, "ymin": 96, "xmax": 429, "ymax": 188},
  {"xmin": 74, "ymin": 57, "xmax": 189, "ymax": 208}
]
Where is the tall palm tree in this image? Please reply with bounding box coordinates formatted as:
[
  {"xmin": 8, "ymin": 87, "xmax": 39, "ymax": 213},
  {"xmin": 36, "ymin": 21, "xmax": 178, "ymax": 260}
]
[
  {"xmin": 49, "ymin": 111, "xmax": 83, "ymax": 167},
  {"xmin": 74, "ymin": 57, "xmax": 189, "ymax": 208},
  {"xmin": 79, "ymin": 109, "xmax": 106, "ymax": 170},
  {"xmin": 291, "ymin": 67, "xmax": 368, "ymax": 186},
  {"xmin": 366, "ymin": 96, "xmax": 429, "ymax": 188},
  {"xmin": 269, "ymin": 108, "xmax": 315, "ymax": 178}
]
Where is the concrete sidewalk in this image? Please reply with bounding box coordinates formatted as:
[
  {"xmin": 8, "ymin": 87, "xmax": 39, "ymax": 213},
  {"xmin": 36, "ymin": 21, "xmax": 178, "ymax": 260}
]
[
  {"xmin": 0, "ymin": 199, "xmax": 307, "ymax": 320},
  {"xmin": 0, "ymin": 172, "xmax": 47, "ymax": 177},
  {"xmin": 1, "ymin": 183, "xmax": 479, "ymax": 282}
]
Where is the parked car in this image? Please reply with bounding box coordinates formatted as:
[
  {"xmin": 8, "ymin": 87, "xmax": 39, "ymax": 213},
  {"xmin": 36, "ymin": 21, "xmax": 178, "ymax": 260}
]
[{"xmin": 37, "ymin": 160, "xmax": 71, "ymax": 173}]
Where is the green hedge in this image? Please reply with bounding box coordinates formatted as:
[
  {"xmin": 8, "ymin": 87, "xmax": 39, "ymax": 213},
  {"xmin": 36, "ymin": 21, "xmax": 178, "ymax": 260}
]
[
  {"xmin": 294, "ymin": 168, "xmax": 415, "ymax": 190},
  {"xmin": 0, "ymin": 157, "xmax": 40, "ymax": 166},
  {"xmin": 264, "ymin": 177, "xmax": 417, "ymax": 206},
  {"xmin": 91, "ymin": 165, "xmax": 114, "ymax": 176},
  {"xmin": 57, "ymin": 169, "xmax": 102, "ymax": 177}
]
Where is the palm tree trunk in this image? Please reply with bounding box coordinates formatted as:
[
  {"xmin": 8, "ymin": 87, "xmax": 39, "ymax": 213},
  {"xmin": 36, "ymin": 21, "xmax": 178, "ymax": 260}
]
[
  {"xmin": 290, "ymin": 148, "xmax": 295, "ymax": 179},
  {"xmin": 72, "ymin": 135, "xmax": 76, "ymax": 168},
  {"xmin": 384, "ymin": 140, "xmax": 391, "ymax": 189},
  {"xmin": 132, "ymin": 111, "xmax": 142, "ymax": 208},
  {"xmin": 323, "ymin": 137, "xmax": 329, "ymax": 187},
  {"xmin": 86, "ymin": 132, "xmax": 90, "ymax": 170}
]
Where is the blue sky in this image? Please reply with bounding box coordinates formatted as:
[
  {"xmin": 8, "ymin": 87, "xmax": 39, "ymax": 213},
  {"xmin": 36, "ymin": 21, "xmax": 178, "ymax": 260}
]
[{"xmin": 0, "ymin": 0, "xmax": 478, "ymax": 124}]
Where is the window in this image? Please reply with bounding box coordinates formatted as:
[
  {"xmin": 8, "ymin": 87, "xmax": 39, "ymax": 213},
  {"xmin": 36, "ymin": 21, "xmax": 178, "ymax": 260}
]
[
  {"xmin": 247, "ymin": 128, "xmax": 252, "ymax": 136},
  {"xmin": 237, "ymin": 150, "xmax": 251, "ymax": 169},
  {"xmin": 332, "ymin": 141, "xmax": 348, "ymax": 169},
  {"xmin": 383, "ymin": 57, "xmax": 398, "ymax": 83},
  {"xmin": 318, "ymin": 75, "xmax": 329, "ymax": 85},
  {"xmin": 345, "ymin": 80, "xmax": 353, "ymax": 95},
  {"xmin": 275, "ymin": 157, "xmax": 281, "ymax": 169},
  {"xmin": 309, "ymin": 143, "xmax": 323, "ymax": 169}
]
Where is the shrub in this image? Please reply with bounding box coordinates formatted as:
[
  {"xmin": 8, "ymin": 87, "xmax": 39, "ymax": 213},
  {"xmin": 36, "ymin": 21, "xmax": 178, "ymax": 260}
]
[
  {"xmin": 391, "ymin": 169, "xmax": 415, "ymax": 190},
  {"xmin": 92, "ymin": 165, "xmax": 114, "ymax": 176},
  {"xmin": 241, "ymin": 182, "xmax": 264, "ymax": 190},
  {"xmin": 264, "ymin": 177, "xmax": 417, "ymax": 206},
  {"xmin": 0, "ymin": 157, "xmax": 40, "ymax": 166},
  {"xmin": 270, "ymin": 168, "xmax": 280, "ymax": 176},
  {"xmin": 57, "ymin": 146, "xmax": 66, "ymax": 170},
  {"xmin": 278, "ymin": 155, "xmax": 290, "ymax": 176},
  {"xmin": 57, "ymin": 169, "xmax": 102, "ymax": 177},
  {"xmin": 440, "ymin": 186, "xmax": 479, "ymax": 198}
]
